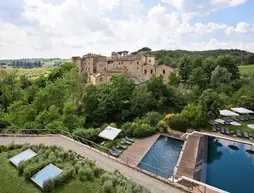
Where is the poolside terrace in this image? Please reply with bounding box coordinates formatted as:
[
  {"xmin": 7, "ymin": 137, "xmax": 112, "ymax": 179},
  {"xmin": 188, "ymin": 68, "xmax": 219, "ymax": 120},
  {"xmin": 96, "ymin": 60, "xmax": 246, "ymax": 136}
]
[{"xmin": 119, "ymin": 133, "xmax": 160, "ymax": 167}]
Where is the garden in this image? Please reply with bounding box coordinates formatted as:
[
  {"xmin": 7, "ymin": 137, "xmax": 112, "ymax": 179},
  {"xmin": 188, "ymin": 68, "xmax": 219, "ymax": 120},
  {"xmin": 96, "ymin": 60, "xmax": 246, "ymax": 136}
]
[{"xmin": 0, "ymin": 143, "xmax": 150, "ymax": 193}]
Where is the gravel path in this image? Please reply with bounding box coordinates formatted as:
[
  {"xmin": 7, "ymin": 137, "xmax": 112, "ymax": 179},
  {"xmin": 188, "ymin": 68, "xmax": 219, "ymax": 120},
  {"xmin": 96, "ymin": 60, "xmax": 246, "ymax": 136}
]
[{"xmin": 0, "ymin": 135, "xmax": 186, "ymax": 193}]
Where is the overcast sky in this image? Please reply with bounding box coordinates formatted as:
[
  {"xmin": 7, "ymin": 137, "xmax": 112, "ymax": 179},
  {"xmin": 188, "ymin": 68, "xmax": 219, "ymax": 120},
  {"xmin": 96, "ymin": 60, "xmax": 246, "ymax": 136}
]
[{"xmin": 0, "ymin": 0, "xmax": 253, "ymax": 59}]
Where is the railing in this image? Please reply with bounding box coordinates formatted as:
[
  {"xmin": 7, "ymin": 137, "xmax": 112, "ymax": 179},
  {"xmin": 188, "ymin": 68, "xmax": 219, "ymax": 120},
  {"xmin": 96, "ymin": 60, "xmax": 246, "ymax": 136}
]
[
  {"xmin": 1, "ymin": 128, "xmax": 172, "ymax": 180},
  {"xmin": 176, "ymin": 176, "xmax": 229, "ymax": 193}
]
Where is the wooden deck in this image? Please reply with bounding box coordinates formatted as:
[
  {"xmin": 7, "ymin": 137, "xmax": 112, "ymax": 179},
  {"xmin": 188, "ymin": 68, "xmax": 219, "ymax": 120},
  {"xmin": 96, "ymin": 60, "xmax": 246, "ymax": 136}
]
[
  {"xmin": 120, "ymin": 134, "xmax": 160, "ymax": 167},
  {"xmin": 176, "ymin": 133, "xmax": 202, "ymax": 179}
]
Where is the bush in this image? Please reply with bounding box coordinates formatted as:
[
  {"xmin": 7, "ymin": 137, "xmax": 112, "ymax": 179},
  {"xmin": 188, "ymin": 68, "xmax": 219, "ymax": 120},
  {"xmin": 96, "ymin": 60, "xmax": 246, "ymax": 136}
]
[
  {"xmin": 133, "ymin": 123, "xmax": 156, "ymax": 138},
  {"xmin": 43, "ymin": 178, "xmax": 55, "ymax": 192},
  {"xmin": 167, "ymin": 116, "xmax": 188, "ymax": 132},
  {"xmin": 103, "ymin": 180, "xmax": 114, "ymax": 193},
  {"xmin": 17, "ymin": 161, "xmax": 28, "ymax": 175},
  {"xmin": 54, "ymin": 169, "xmax": 73, "ymax": 186},
  {"xmin": 93, "ymin": 166, "xmax": 102, "ymax": 177},
  {"xmin": 23, "ymin": 166, "xmax": 36, "ymax": 180},
  {"xmin": 121, "ymin": 122, "xmax": 134, "ymax": 137},
  {"xmin": 157, "ymin": 120, "xmax": 167, "ymax": 132},
  {"xmin": 78, "ymin": 167, "xmax": 94, "ymax": 181},
  {"xmin": 73, "ymin": 128, "xmax": 102, "ymax": 141},
  {"xmin": 142, "ymin": 112, "xmax": 163, "ymax": 127},
  {"xmin": 127, "ymin": 180, "xmax": 150, "ymax": 193}
]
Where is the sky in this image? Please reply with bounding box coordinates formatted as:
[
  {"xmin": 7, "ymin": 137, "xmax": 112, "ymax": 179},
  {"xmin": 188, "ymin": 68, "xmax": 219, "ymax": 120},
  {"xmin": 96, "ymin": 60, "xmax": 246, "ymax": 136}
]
[{"xmin": 0, "ymin": 0, "xmax": 254, "ymax": 59}]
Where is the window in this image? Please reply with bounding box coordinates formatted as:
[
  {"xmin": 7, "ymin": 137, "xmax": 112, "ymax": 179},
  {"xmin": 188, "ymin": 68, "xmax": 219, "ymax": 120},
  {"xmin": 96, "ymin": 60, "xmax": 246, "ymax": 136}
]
[
  {"xmin": 119, "ymin": 62, "xmax": 120, "ymax": 65},
  {"xmin": 137, "ymin": 67, "xmax": 139, "ymax": 69},
  {"xmin": 163, "ymin": 70, "xmax": 165, "ymax": 74},
  {"xmin": 121, "ymin": 61, "xmax": 123, "ymax": 64},
  {"xmin": 149, "ymin": 60, "xmax": 151, "ymax": 63},
  {"xmin": 137, "ymin": 61, "xmax": 139, "ymax": 65},
  {"xmin": 144, "ymin": 69, "xmax": 147, "ymax": 74},
  {"xmin": 130, "ymin": 61, "xmax": 132, "ymax": 64},
  {"xmin": 150, "ymin": 70, "xmax": 153, "ymax": 74},
  {"xmin": 104, "ymin": 68, "xmax": 106, "ymax": 71},
  {"xmin": 100, "ymin": 77, "xmax": 102, "ymax": 81}
]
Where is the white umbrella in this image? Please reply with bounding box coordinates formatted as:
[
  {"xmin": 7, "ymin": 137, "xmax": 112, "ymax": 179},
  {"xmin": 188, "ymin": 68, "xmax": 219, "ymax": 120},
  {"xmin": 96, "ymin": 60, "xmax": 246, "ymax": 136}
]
[
  {"xmin": 230, "ymin": 121, "xmax": 241, "ymax": 126},
  {"xmin": 220, "ymin": 110, "xmax": 239, "ymax": 117},
  {"xmin": 248, "ymin": 124, "xmax": 254, "ymax": 137},
  {"xmin": 247, "ymin": 124, "xmax": 254, "ymax": 129}
]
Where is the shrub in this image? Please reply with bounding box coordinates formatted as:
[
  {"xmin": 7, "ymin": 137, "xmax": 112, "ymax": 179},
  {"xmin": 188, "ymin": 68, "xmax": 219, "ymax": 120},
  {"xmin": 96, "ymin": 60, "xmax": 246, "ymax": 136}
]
[
  {"xmin": 167, "ymin": 116, "xmax": 188, "ymax": 132},
  {"xmin": 42, "ymin": 178, "xmax": 55, "ymax": 192},
  {"xmin": 54, "ymin": 169, "xmax": 73, "ymax": 187},
  {"xmin": 127, "ymin": 180, "xmax": 150, "ymax": 193},
  {"xmin": 78, "ymin": 168, "xmax": 85, "ymax": 181},
  {"xmin": 23, "ymin": 166, "xmax": 36, "ymax": 180},
  {"xmin": 157, "ymin": 120, "xmax": 167, "ymax": 132},
  {"xmin": 93, "ymin": 167, "xmax": 102, "ymax": 177},
  {"xmin": 17, "ymin": 161, "xmax": 28, "ymax": 175},
  {"xmin": 83, "ymin": 167, "xmax": 94, "ymax": 181},
  {"xmin": 121, "ymin": 122, "xmax": 134, "ymax": 137},
  {"xmin": 103, "ymin": 180, "xmax": 114, "ymax": 193},
  {"xmin": 133, "ymin": 124, "xmax": 156, "ymax": 138},
  {"xmin": 142, "ymin": 112, "xmax": 163, "ymax": 127},
  {"xmin": 73, "ymin": 128, "xmax": 102, "ymax": 141}
]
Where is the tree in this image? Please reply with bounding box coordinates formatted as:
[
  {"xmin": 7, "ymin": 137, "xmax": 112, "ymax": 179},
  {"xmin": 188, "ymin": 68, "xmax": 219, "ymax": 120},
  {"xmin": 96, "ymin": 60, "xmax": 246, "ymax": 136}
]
[
  {"xmin": 129, "ymin": 86, "xmax": 156, "ymax": 118},
  {"xmin": 247, "ymin": 53, "xmax": 254, "ymax": 64},
  {"xmin": 210, "ymin": 66, "xmax": 232, "ymax": 87},
  {"xmin": 187, "ymin": 67, "xmax": 208, "ymax": 89},
  {"xmin": 137, "ymin": 47, "xmax": 152, "ymax": 52},
  {"xmin": 178, "ymin": 56, "xmax": 192, "ymax": 83},
  {"xmin": 198, "ymin": 89, "xmax": 226, "ymax": 119},
  {"xmin": 216, "ymin": 55, "xmax": 239, "ymax": 79},
  {"xmin": 202, "ymin": 57, "xmax": 217, "ymax": 81},
  {"xmin": 168, "ymin": 72, "xmax": 180, "ymax": 87},
  {"xmin": 180, "ymin": 104, "xmax": 207, "ymax": 128}
]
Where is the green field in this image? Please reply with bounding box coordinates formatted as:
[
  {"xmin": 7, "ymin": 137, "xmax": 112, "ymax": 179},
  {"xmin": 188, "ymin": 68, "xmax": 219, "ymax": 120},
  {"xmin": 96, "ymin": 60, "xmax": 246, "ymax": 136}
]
[
  {"xmin": 0, "ymin": 67, "xmax": 50, "ymax": 79},
  {"xmin": 239, "ymin": 65, "xmax": 254, "ymax": 77}
]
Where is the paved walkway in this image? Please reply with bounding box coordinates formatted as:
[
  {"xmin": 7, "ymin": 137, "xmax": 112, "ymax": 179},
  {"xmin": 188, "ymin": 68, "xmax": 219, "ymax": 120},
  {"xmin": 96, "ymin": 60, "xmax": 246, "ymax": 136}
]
[{"xmin": 0, "ymin": 135, "xmax": 186, "ymax": 193}]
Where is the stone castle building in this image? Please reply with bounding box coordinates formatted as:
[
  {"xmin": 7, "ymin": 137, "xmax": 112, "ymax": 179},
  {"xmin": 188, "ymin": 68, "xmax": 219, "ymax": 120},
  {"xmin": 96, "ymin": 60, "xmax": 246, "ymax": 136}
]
[{"xmin": 73, "ymin": 51, "xmax": 174, "ymax": 85}]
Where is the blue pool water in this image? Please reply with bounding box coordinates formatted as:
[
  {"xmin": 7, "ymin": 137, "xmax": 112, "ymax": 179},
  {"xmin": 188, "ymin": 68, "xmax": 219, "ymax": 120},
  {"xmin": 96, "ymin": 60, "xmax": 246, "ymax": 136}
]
[
  {"xmin": 31, "ymin": 164, "xmax": 63, "ymax": 187},
  {"xmin": 138, "ymin": 135, "xmax": 183, "ymax": 178},
  {"xmin": 206, "ymin": 137, "xmax": 254, "ymax": 193}
]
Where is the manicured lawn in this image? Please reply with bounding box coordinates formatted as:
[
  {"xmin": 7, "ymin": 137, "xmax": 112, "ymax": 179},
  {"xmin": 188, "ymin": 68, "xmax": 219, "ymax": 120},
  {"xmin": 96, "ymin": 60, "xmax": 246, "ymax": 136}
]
[{"xmin": 0, "ymin": 150, "xmax": 102, "ymax": 193}]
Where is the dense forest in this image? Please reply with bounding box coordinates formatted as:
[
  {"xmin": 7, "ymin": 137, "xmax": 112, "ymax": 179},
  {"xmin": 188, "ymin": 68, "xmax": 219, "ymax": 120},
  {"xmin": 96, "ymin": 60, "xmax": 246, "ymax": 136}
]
[
  {"xmin": 152, "ymin": 49, "xmax": 254, "ymax": 67},
  {"xmin": 0, "ymin": 53, "xmax": 254, "ymax": 139}
]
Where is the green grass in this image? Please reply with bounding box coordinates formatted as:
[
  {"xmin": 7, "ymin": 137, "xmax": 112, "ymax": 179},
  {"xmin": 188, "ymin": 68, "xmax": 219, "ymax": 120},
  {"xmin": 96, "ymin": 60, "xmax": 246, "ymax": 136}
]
[
  {"xmin": 0, "ymin": 150, "xmax": 103, "ymax": 193},
  {"xmin": 239, "ymin": 65, "xmax": 254, "ymax": 77}
]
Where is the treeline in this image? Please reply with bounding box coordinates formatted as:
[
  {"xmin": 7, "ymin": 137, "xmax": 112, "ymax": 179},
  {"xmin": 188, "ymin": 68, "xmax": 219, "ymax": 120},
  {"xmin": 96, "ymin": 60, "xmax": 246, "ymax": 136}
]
[
  {"xmin": 10, "ymin": 60, "xmax": 43, "ymax": 69},
  {"xmin": 0, "ymin": 58, "xmax": 63, "ymax": 68},
  {"xmin": 152, "ymin": 49, "xmax": 254, "ymax": 67}
]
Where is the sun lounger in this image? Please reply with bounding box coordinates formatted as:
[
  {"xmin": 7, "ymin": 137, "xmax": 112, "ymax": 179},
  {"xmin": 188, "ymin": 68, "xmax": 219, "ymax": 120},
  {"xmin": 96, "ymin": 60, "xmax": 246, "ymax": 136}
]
[
  {"xmin": 121, "ymin": 138, "xmax": 132, "ymax": 145},
  {"xmin": 109, "ymin": 149, "xmax": 121, "ymax": 157},
  {"xmin": 243, "ymin": 132, "xmax": 249, "ymax": 139},
  {"xmin": 112, "ymin": 146, "xmax": 122, "ymax": 154},
  {"xmin": 225, "ymin": 128, "xmax": 230, "ymax": 135},
  {"xmin": 236, "ymin": 130, "xmax": 241, "ymax": 137},
  {"xmin": 117, "ymin": 143, "xmax": 127, "ymax": 149},
  {"xmin": 125, "ymin": 136, "xmax": 135, "ymax": 142},
  {"xmin": 220, "ymin": 128, "xmax": 225, "ymax": 134},
  {"xmin": 212, "ymin": 125, "xmax": 217, "ymax": 132}
]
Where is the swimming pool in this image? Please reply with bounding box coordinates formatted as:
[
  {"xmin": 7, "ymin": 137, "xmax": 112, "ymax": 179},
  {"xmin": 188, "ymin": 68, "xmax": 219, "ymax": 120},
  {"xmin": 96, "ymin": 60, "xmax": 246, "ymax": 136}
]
[
  {"xmin": 205, "ymin": 137, "xmax": 254, "ymax": 193},
  {"xmin": 137, "ymin": 135, "xmax": 183, "ymax": 178}
]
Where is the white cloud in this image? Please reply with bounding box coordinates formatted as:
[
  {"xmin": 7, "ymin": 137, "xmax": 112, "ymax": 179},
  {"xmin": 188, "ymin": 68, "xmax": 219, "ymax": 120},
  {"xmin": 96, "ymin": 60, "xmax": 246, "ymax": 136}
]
[
  {"xmin": 162, "ymin": 0, "xmax": 247, "ymax": 20},
  {"xmin": 0, "ymin": 0, "xmax": 253, "ymax": 59},
  {"xmin": 225, "ymin": 22, "xmax": 254, "ymax": 35}
]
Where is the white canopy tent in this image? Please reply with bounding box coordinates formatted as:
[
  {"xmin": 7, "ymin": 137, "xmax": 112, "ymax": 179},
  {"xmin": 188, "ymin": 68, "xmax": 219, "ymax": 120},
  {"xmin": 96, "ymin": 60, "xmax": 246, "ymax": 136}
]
[
  {"xmin": 219, "ymin": 110, "xmax": 239, "ymax": 117},
  {"xmin": 98, "ymin": 126, "xmax": 121, "ymax": 140},
  {"xmin": 231, "ymin": 107, "xmax": 254, "ymax": 114}
]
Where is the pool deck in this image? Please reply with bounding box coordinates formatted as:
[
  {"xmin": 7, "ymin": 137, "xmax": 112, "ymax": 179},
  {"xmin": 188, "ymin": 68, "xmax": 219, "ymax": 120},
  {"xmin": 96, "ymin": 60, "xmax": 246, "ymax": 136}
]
[
  {"xmin": 176, "ymin": 133, "xmax": 202, "ymax": 179},
  {"xmin": 120, "ymin": 134, "xmax": 161, "ymax": 167}
]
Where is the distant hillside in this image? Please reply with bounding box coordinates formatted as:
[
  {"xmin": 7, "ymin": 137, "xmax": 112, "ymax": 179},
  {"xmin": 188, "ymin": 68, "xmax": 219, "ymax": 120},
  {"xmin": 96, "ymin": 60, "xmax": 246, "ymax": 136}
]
[{"xmin": 152, "ymin": 49, "xmax": 254, "ymax": 68}]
